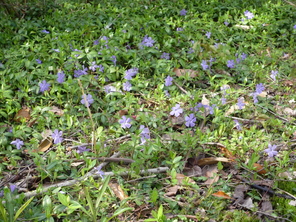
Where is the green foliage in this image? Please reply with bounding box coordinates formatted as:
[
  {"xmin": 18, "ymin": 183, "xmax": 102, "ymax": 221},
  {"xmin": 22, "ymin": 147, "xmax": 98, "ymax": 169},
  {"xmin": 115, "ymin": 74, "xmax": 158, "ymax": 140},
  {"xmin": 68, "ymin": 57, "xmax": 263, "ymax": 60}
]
[{"xmin": 0, "ymin": 0, "xmax": 296, "ymax": 221}]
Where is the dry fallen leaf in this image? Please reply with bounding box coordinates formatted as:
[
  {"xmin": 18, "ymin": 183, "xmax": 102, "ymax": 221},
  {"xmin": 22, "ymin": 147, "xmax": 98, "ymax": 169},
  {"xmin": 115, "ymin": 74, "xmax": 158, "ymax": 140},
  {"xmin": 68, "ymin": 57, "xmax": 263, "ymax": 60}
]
[
  {"xmin": 212, "ymin": 191, "xmax": 231, "ymax": 199},
  {"xmin": 173, "ymin": 68, "xmax": 198, "ymax": 78},
  {"xmin": 14, "ymin": 107, "xmax": 31, "ymax": 122},
  {"xmin": 49, "ymin": 106, "xmax": 64, "ymax": 116},
  {"xmin": 197, "ymin": 157, "xmax": 229, "ymax": 166},
  {"xmin": 165, "ymin": 185, "xmax": 180, "ymax": 197},
  {"xmin": 175, "ymin": 173, "xmax": 195, "ymax": 185},
  {"xmin": 253, "ymin": 163, "xmax": 267, "ymax": 175},
  {"xmin": 203, "ymin": 165, "xmax": 219, "ymax": 185},
  {"xmin": 109, "ymin": 181, "xmax": 128, "ymax": 201},
  {"xmin": 35, "ymin": 138, "xmax": 52, "ymax": 152}
]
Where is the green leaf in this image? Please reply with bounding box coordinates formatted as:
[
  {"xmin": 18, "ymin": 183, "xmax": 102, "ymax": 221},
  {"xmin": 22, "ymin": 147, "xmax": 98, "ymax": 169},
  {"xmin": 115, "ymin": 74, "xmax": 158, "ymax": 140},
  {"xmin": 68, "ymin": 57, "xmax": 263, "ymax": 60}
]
[
  {"xmin": 150, "ymin": 188, "xmax": 158, "ymax": 204},
  {"xmin": 106, "ymin": 207, "xmax": 133, "ymax": 222},
  {"xmin": 58, "ymin": 193, "xmax": 70, "ymax": 206},
  {"xmin": 95, "ymin": 176, "xmax": 111, "ymax": 209},
  {"xmin": 0, "ymin": 199, "xmax": 8, "ymax": 222},
  {"xmin": 13, "ymin": 196, "xmax": 34, "ymax": 222},
  {"xmin": 84, "ymin": 187, "xmax": 96, "ymax": 221}
]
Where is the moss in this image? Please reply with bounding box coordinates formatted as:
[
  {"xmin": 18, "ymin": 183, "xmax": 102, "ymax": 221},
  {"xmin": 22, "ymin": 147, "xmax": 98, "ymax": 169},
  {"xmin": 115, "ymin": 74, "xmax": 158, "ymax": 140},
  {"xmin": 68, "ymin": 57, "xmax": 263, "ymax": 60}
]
[{"xmin": 271, "ymin": 181, "xmax": 296, "ymax": 221}]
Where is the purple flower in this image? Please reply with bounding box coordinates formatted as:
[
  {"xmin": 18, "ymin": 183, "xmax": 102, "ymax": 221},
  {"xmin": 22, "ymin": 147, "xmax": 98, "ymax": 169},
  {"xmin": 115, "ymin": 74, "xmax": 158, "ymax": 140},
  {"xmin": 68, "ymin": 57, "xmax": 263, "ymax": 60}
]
[
  {"xmin": 89, "ymin": 62, "xmax": 100, "ymax": 72},
  {"xmin": 165, "ymin": 75, "xmax": 173, "ymax": 86},
  {"xmin": 141, "ymin": 35, "xmax": 155, "ymax": 47},
  {"xmin": 140, "ymin": 125, "xmax": 150, "ymax": 144},
  {"xmin": 188, "ymin": 48, "xmax": 194, "ymax": 54},
  {"xmin": 39, "ymin": 80, "xmax": 50, "ymax": 93},
  {"xmin": 227, "ymin": 60, "xmax": 236, "ymax": 68},
  {"xmin": 124, "ymin": 68, "xmax": 138, "ymax": 80},
  {"xmin": 98, "ymin": 64, "xmax": 104, "ymax": 73},
  {"xmin": 77, "ymin": 146, "xmax": 91, "ymax": 154},
  {"xmin": 164, "ymin": 90, "xmax": 170, "ymax": 97},
  {"xmin": 36, "ymin": 59, "xmax": 42, "ymax": 64},
  {"xmin": 111, "ymin": 55, "xmax": 117, "ymax": 66},
  {"xmin": 180, "ymin": 9, "xmax": 187, "ymax": 16},
  {"xmin": 10, "ymin": 184, "xmax": 17, "ymax": 193},
  {"xmin": 176, "ymin": 27, "xmax": 184, "ymax": 31},
  {"xmin": 205, "ymin": 32, "xmax": 211, "ymax": 38},
  {"xmin": 264, "ymin": 144, "xmax": 278, "ymax": 157},
  {"xmin": 241, "ymin": 53, "xmax": 247, "ymax": 60},
  {"xmin": 234, "ymin": 120, "xmax": 242, "ymax": 130},
  {"xmin": 201, "ymin": 60, "xmax": 209, "ymax": 70},
  {"xmin": 81, "ymin": 94, "xmax": 94, "ymax": 107},
  {"xmin": 94, "ymin": 166, "xmax": 105, "ymax": 179},
  {"xmin": 11, "ymin": 139, "xmax": 24, "ymax": 149},
  {"xmin": 161, "ymin": 52, "xmax": 170, "ymax": 60},
  {"xmin": 57, "ymin": 71, "xmax": 65, "ymax": 83},
  {"xmin": 224, "ymin": 21, "xmax": 229, "ymax": 26},
  {"xmin": 52, "ymin": 129, "xmax": 63, "ymax": 144},
  {"xmin": 104, "ymin": 85, "xmax": 117, "ymax": 94},
  {"xmin": 74, "ymin": 66, "xmax": 88, "ymax": 77},
  {"xmin": 255, "ymin": 83, "xmax": 265, "ymax": 94},
  {"xmin": 294, "ymin": 24, "xmax": 296, "ymax": 29},
  {"xmin": 185, "ymin": 113, "xmax": 196, "ymax": 127},
  {"xmin": 119, "ymin": 116, "xmax": 132, "ymax": 129},
  {"xmin": 270, "ymin": 70, "xmax": 278, "ymax": 81},
  {"xmin": 227, "ymin": 60, "xmax": 235, "ymax": 68},
  {"xmin": 244, "ymin": 10, "xmax": 254, "ymax": 19},
  {"xmin": 41, "ymin": 30, "xmax": 50, "ymax": 34},
  {"xmin": 101, "ymin": 36, "xmax": 109, "ymax": 42},
  {"xmin": 123, "ymin": 81, "xmax": 132, "ymax": 91},
  {"xmin": 221, "ymin": 97, "xmax": 227, "ymax": 105},
  {"xmin": 52, "ymin": 49, "xmax": 60, "ymax": 52},
  {"xmin": 170, "ymin": 104, "xmax": 183, "ymax": 117},
  {"xmin": 93, "ymin": 39, "xmax": 99, "ymax": 45},
  {"xmin": 237, "ymin": 98, "xmax": 245, "ymax": 109}
]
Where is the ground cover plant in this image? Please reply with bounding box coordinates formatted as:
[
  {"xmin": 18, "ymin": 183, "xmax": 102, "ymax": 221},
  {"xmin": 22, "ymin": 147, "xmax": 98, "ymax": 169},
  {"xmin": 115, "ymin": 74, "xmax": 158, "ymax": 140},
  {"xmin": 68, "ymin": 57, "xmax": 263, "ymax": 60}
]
[{"xmin": 0, "ymin": 0, "xmax": 296, "ymax": 221}]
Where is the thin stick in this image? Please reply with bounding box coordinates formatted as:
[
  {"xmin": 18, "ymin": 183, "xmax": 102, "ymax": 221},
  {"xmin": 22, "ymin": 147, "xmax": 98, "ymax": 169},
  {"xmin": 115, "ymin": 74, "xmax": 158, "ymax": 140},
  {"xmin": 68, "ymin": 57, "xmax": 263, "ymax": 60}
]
[
  {"xmin": 20, "ymin": 166, "xmax": 169, "ymax": 198},
  {"xmin": 77, "ymin": 79, "xmax": 96, "ymax": 152}
]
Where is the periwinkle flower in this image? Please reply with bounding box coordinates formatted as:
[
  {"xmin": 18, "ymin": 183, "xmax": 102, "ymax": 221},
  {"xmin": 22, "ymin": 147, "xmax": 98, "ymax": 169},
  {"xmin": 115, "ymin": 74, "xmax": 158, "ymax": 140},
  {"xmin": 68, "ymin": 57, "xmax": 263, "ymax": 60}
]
[
  {"xmin": 57, "ymin": 71, "xmax": 65, "ymax": 83},
  {"xmin": 201, "ymin": 60, "xmax": 209, "ymax": 70},
  {"xmin": 11, "ymin": 139, "xmax": 24, "ymax": 149},
  {"xmin": 270, "ymin": 70, "xmax": 278, "ymax": 81},
  {"xmin": 264, "ymin": 144, "xmax": 278, "ymax": 157},
  {"xmin": 77, "ymin": 146, "xmax": 91, "ymax": 154},
  {"xmin": 39, "ymin": 80, "xmax": 50, "ymax": 93},
  {"xmin": 124, "ymin": 68, "xmax": 138, "ymax": 80},
  {"xmin": 185, "ymin": 113, "xmax": 196, "ymax": 127},
  {"xmin": 170, "ymin": 104, "xmax": 183, "ymax": 117},
  {"xmin": 227, "ymin": 60, "xmax": 235, "ymax": 68},
  {"xmin": 141, "ymin": 35, "xmax": 155, "ymax": 47},
  {"xmin": 161, "ymin": 52, "xmax": 170, "ymax": 60},
  {"xmin": 52, "ymin": 129, "xmax": 63, "ymax": 144},
  {"xmin": 94, "ymin": 166, "xmax": 105, "ymax": 179},
  {"xmin": 123, "ymin": 81, "xmax": 132, "ymax": 91},
  {"xmin": 81, "ymin": 94, "xmax": 94, "ymax": 107},
  {"xmin": 244, "ymin": 10, "xmax": 254, "ymax": 19},
  {"xmin": 234, "ymin": 120, "xmax": 242, "ymax": 130},
  {"xmin": 111, "ymin": 55, "xmax": 117, "ymax": 66},
  {"xmin": 140, "ymin": 125, "xmax": 150, "ymax": 144},
  {"xmin": 205, "ymin": 32, "xmax": 211, "ymax": 38},
  {"xmin": 180, "ymin": 9, "xmax": 187, "ymax": 16},
  {"xmin": 165, "ymin": 75, "xmax": 173, "ymax": 86},
  {"xmin": 176, "ymin": 27, "xmax": 184, "ymax": 31},
  {"xmin": 119, "ymin": 116, "xmax": 132, "ymax": 129},
  {"xmin": 36, "ymin": 59, "xmax": 42, "ymax": 64},
  {"xmin": 41, "ymin": 30, "xmax": 50, "ymax": 34},
  {"xmin": 237, "ymin": 98, "xmax": 245, "ymax": 109}
]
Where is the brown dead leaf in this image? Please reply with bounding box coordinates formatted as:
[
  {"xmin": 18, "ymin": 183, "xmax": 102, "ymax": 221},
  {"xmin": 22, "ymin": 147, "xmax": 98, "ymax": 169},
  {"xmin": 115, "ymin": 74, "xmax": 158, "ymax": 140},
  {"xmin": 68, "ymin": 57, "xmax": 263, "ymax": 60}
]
[
  {"xmin": 183, "ymin": 165, "xmax": 202, "ymax": 177},
  {"xmin": 173, "ymin": 68, "xmax": 198, "ymax": 78},
  {"xmin": 165, "ymin": 185, "xmax": 180, "ymax": 197},
  {"xmin": 33, "ymin": 138, "xmax": 52, "ymax": 152},
  {"xmin": 202, "ymin": 165, "xmax": 219, "ymax": 185},
  {"xmin": 14, "ymin": 107, "xmax": 31, "ymax": 122},
  {"xmin": 212, "ymin": 191, "xmax": 231, "ymax": 199},
  {"xmin": 233, "ymin": 184, "xmax": 249, "ymax": 204},
  {"xmin": 219, "ymin": 147, "xmax": 236, "ymax": 161},
  {"xmin": 176, "ymin": 173, "xmax": 195, "ymax": 185},
  {"xmin": 197, "ymin": 157, "xmax": 229, "ymax": 166},
  {"xmin": 109, "ymin": 181, "xmax": 128, "ymax": 201},
  {"xmin": 49, "ymin": 106, "xmax": 64, "ymax": 116},
  {"xmin": 253, "ymin": 163, "xmax": 267, "ymax": 175}
]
